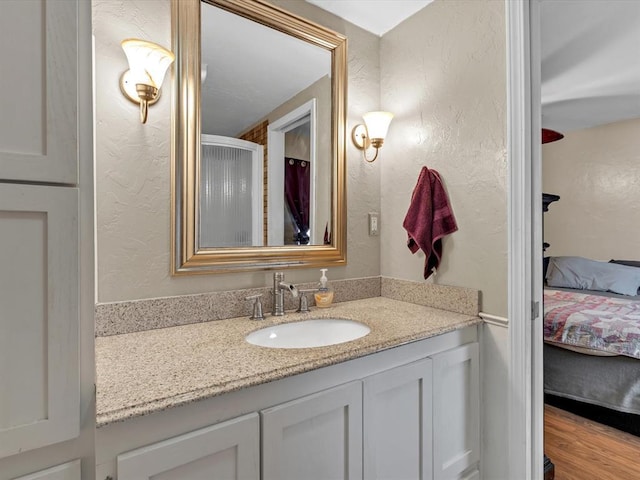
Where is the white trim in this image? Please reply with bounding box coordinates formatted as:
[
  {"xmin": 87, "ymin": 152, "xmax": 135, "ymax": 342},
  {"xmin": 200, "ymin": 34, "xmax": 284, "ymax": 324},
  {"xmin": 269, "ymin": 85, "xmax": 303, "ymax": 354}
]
[
  {"xmin": 267, "ymin": 99, "xmax": 317, "ymax": 245},
  {"xmin": 506, "ymin": 0, "xmax": 543, "ymax": 479},
  {"xmin": 530, "ymin": 1, "xmax": 545, "ymax": 476},
  {"xmin": 479, "ymin": 313, "xmax": 508, "ymax": 328}
]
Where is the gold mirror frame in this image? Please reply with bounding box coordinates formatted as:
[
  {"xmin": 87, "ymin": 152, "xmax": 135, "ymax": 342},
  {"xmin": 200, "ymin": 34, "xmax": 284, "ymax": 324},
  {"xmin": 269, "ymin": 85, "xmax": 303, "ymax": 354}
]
[{"xmin": 171, "ymin": 0, "xmax": 347, "ymax": 275}]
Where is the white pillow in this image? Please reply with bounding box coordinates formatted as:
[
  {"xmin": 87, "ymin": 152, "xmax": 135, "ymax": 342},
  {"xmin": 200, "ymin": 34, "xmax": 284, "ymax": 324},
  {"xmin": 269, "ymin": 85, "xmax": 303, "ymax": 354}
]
[{"xmin": 545, "ymin": 256, "xmax": 640, "ymax": 296}]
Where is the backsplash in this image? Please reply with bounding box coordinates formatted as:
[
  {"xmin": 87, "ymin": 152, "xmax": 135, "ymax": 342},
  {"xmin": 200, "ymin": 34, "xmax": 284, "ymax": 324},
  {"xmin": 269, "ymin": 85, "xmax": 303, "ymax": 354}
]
[
  {"xmin": 95, "ymin": 276, "xmax": 479, "ymax": 336},
  {"xmin": 95, "ymin": 276, "xmax": 381, "ymax": 336},
  {"xmin": 381, "ymin": 277, "xmax": 480, "ymax": 316}
]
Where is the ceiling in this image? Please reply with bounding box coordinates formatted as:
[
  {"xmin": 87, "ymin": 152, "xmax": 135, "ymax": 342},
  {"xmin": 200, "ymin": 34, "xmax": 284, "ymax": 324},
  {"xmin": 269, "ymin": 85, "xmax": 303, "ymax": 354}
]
[
  {"xmin": 306, "ymin": 0, "xmax": 640, "ymax": 133},
  {"xmin": 202, "ymin": 0, "xmax": 639, "ymax": 137},
  {"xmin": 540, "ymin": 0, "xmax": 640, "ymax": 132},
  {"xmin": 306, "ymin": 0, "xmax": 434, "ymax": 36}
]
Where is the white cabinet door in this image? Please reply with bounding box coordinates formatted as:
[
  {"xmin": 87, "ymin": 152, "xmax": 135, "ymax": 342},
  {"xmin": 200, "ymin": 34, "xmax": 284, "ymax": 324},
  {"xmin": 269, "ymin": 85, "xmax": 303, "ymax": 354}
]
[
  {"xmin": 0, "ymin": 0, "xmax": 77, "ymax": 184},
  {"xmin": 117, "ymin": 413, "xmax": 259, "ymax": 480},
  {"xmin": 363, "ymin": 358, "xmax": 433, "ymax": 480},
  {"xmin": 12, "ymin": 460, "xmax": 81, "ymax": 480},
  {"xmin": 0, "ymin": 184, "xmax": 79, "ymax": 459},
  {"xmin": 432, "ymin": 343, "xmax": 480, "ymax": 480},
  {"xmin": 262, "ymin": 381, "xmax": 363, "ymax": 480}
]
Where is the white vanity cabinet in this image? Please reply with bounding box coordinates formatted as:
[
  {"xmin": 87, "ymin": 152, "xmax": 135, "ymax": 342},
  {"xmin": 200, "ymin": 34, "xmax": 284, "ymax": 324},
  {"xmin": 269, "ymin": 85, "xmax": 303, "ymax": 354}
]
[
  {"xmin": 0, "ymin": 0, "xmax": 93, "ymax": 478},
  {"xmin": 0, "ymin": 185, "xmax": 79, "ymax": 457},
  {"xmin": 262, "ymin": 382, "xmax": 363, "ymax": 480},
  {"xmin": 363, "ymin": 358, "xmax": 434, "ymax": 480},
  {"xmin": 433, "ymin": 343, "xmax": 480, "ymax": 480},
  {"xmin": 96, "ymin": 327, "xmax": 480, "ymax": 480},
  {"xmin": 116, "ymin": 414, "xmax": 259, "ymax": 480},
  {"xmin": 0, "ymin": 0, "xmax": 78, "ymax": 185}
]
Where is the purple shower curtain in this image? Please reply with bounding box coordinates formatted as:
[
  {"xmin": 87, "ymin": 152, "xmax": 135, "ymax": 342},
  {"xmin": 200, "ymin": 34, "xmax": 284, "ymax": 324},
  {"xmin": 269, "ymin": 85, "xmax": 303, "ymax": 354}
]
[{"xmin": 284, "ymin": 157, "xmax": 310, "ymax": 244}]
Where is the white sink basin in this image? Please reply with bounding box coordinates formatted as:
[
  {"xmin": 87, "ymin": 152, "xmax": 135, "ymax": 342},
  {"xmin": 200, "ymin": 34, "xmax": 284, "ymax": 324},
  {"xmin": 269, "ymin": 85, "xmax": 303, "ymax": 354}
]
[{"xmin": 245, "ymin": 318, "xmax": 370, "ymax": 349}]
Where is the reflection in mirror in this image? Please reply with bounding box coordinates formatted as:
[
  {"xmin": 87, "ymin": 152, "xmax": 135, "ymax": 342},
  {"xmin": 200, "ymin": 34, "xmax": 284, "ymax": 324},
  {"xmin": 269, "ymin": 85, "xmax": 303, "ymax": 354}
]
[
  {"xmin": 171, "ymin": 0, "xmax": 347, "ymax": 274},
  {"xmin": 200, "ymin": 1, "xmax": 332, "ymax": 247}
]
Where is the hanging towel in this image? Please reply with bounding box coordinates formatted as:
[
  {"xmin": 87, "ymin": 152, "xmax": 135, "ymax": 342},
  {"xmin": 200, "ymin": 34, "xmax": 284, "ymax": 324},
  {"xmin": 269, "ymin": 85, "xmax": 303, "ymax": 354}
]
[{"xmin": 402, "ymin": 166, "xmax": 458, "ymax": 279}]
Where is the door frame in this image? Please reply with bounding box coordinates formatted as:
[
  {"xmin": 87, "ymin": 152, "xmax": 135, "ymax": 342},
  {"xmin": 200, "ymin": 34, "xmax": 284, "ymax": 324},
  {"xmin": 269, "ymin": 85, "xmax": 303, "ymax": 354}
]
[
  {"xmin": 507, "ymin": 0, "xmax": 543, "ymax": 479},
  {"xmin": 267, "ymin": 99, "xmax": 317, "ymax": 245}
]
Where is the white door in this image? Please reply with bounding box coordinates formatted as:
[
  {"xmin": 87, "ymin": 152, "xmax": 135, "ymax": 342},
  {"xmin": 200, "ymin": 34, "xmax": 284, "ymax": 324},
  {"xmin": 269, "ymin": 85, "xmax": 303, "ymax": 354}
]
[
  {"xmin": 117, "ymin": 413, "xmax": 260, "ymax": 480},
  {"xmin": 0, "ymin": 184, "xmax": 79, "ymax": 458},
  {"xmin": 432, "ymin": 343, "xmax": 480, "ymax": 480},
  {"xmin": 363, "ymin": 358, "xmax": 433, "ymax": 480},
  {"xmin": 12, "ymin": 460, "xmax": 81, "ymax": 480},
  {"xmin": 261, "ymin": 381, "xmax": 362, "ymax": 480},
  {"xmin": 0, "ymin": 0, "xmax": 77, "ymax": 184}
]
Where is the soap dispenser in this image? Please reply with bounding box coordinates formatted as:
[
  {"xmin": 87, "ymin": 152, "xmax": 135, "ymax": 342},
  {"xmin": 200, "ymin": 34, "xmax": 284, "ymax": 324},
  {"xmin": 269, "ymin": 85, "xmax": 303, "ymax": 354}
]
[{"xmin": 314, "ymin": 268, "xmax": 334, "ymax": 308}]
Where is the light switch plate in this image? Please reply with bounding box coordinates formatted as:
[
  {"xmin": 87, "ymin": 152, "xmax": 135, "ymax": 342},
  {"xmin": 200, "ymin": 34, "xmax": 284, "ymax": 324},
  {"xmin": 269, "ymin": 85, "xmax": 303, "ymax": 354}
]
[{"xmin": 368, "ymin": 212, "xmax": 379, "ymax": 236}]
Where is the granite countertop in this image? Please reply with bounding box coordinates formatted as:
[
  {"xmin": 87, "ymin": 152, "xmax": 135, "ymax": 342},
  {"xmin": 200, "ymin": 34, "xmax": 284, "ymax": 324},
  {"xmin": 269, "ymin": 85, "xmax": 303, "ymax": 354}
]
[{"xmin": 95, "ymin": 296, "xmax": 481, "ymax": 427}]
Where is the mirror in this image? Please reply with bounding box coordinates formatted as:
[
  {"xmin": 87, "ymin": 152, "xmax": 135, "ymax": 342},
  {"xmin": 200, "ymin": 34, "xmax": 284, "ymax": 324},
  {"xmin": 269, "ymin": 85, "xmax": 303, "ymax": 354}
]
[{"xmin": 171, "ymin": 0, "xmax": 347, "ymax": 274}]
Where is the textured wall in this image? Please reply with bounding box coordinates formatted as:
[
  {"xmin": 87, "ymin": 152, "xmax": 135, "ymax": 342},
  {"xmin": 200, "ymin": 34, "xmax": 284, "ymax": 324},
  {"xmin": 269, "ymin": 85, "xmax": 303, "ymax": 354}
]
[
  {"xmin": 379, "ymin": 0, "xmax": 508, "ymax": 316},
  {"xmin": 93, "ymin": 0, "xmax": 381, "ymax": 303},
  {"xmin": 543, "ymin": 118, "xmax": 640, "ymax": 261}
]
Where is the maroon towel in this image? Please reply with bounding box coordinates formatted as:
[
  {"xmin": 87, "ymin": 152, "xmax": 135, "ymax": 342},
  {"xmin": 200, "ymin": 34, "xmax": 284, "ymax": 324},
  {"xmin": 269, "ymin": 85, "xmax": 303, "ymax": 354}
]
[{"xmin": 402, "ymin": 166, "xmax": 458, "ymax": 279}]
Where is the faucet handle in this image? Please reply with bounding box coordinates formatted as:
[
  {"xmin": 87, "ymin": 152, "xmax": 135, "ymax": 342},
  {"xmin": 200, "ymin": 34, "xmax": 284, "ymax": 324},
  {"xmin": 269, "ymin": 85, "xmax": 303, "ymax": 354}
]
[
  {"xmin": 297, "ymin": 289, "xmax": 319, "ymax": 313},
  {"xmin": 245, "ymin": 294, "xmax": 265, "ymax": 320}
]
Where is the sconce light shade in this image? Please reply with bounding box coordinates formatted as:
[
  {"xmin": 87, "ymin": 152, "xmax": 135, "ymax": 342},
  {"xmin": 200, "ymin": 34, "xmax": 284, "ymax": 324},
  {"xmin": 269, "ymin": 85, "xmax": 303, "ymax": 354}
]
[
  {"xmin": 120, "ymin": 39, "xmax": 175, "ymax": 124},
  {"xmin": 352, "ymin": 111, "xmax": 394, "ymax": 162},
  {"xmin": 363, "ymin": 111, "xmax": 394, "ymax": 145}
]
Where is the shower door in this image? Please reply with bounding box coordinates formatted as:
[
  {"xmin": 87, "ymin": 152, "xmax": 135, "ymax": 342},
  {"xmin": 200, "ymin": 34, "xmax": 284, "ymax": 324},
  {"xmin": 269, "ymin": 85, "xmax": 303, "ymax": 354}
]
[{"xmin": 200, "ymin": 135, "xmax": 264, "ymax": 247}]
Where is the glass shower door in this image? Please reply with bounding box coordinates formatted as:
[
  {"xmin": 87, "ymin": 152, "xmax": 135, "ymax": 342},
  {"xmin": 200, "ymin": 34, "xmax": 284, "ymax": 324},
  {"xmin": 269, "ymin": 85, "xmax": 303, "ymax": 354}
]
[{"xmin": 199, "ymin": 135, "xmax": 264, "ymax": 247}]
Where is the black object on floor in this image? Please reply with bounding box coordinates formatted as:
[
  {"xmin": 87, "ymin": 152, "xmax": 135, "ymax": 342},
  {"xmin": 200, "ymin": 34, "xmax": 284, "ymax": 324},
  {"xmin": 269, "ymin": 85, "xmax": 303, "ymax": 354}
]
[
  {"xmin": 544, "ymin": 454, "xmax": 555, "ymax": 480},
  {"xmin": 545, "ymin": 394, "xmax": 640, "ymax": 437}
]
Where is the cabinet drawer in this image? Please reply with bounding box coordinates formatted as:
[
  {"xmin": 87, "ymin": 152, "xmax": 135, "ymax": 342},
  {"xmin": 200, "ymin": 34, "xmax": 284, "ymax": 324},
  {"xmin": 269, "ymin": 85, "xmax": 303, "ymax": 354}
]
[
  {"xmin": 12, "ymin": 459, "xmax": 81, "ymax": 480},
  {"xmin": 117, "ymin": 413, "xmax": 259, "ymax": 480}
]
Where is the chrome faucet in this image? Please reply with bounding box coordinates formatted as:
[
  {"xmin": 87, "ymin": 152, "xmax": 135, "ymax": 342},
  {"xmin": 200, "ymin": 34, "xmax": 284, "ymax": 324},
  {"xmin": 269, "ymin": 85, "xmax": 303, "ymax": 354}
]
[{"xmin": 272, "ymin": 272, "xmax": 299, "ymax": 316}]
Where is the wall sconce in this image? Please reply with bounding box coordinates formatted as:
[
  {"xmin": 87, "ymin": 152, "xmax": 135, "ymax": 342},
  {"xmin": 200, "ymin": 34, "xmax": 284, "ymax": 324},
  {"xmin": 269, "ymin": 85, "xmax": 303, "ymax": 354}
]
[
  {"xmin": 351, "ymin": 111, "xmax": 394, "ymax": 162},
  {"xmin": 120, "ymin": 39, "xmax": 175, "ymax": 124}
]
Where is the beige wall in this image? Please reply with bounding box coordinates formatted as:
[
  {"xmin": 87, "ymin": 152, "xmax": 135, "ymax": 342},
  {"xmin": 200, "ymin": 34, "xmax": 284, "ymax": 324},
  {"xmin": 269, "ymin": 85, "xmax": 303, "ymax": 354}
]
[
  {"xmin": 93, "ymin": 0, "xmax": 509, "ymax": 312},
  {"xmin": 543, "ymin": 118, "xmax": 640, "ymax": 261},
  {"xmin": 93, "ymin": 0, "xmax": 381, "ymax": 303},
  {"xmin": 379, "ymin": 0, "xmax": 508, "ymax": 316}
]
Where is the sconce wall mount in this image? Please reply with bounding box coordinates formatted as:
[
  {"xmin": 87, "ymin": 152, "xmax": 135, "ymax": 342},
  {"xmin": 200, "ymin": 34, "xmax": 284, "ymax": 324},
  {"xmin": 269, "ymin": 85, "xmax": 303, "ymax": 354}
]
[
  {"xmin": 120, "ymin": 38, "xmax": 175, "ymax": 124},
  {"xmin": 352, "ymin": 111, "xmax": 394, "ymax": 162}
]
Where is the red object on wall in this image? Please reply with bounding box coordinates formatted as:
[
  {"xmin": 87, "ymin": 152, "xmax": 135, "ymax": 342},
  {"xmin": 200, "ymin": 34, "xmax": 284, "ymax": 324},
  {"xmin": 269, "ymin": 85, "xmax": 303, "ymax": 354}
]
[{"xmin": 542, "ymin": 128, "xmax": 564, "ymax": 144}]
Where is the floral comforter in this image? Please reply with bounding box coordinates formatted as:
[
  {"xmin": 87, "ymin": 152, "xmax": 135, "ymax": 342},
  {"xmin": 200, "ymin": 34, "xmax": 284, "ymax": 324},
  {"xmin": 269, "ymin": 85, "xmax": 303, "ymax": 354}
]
[{"xmin": 544, "ymin": 289, "xmax": 640, "ymax": 359}]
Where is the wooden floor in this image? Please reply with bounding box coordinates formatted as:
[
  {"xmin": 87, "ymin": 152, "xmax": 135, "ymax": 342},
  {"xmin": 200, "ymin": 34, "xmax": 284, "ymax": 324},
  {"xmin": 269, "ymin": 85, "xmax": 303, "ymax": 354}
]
[{"xmin": 544, "ymin": 404, "xmax": 640, "ymax": 480}]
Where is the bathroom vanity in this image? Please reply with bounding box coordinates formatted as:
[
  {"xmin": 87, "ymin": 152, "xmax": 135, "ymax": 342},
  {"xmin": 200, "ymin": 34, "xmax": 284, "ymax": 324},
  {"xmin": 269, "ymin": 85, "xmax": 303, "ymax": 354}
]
[{"xmin": 95, "ymin": 297, "xmax": 481, "ymax": 480}]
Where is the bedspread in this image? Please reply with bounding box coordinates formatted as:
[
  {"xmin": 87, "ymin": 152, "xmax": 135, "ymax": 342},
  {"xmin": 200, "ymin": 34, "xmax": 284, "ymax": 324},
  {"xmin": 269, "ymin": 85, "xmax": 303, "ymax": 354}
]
[{"xmin": 544, "ymin": 289, "xmax": 640, "ymax": 359}]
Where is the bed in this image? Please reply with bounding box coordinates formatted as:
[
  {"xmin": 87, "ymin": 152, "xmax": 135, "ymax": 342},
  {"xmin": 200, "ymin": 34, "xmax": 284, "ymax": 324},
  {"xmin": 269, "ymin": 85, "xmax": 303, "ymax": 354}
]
[{"xmin": 543, "ymin": 257, "xmax": 640, "ymax": 434}]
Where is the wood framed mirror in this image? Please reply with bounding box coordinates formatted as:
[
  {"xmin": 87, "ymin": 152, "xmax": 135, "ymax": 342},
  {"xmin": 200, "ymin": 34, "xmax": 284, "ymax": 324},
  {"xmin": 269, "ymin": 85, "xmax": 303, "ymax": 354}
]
[{"xmin": 171, "ymin": 0, "xmax": 347, "ymax": 275}]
